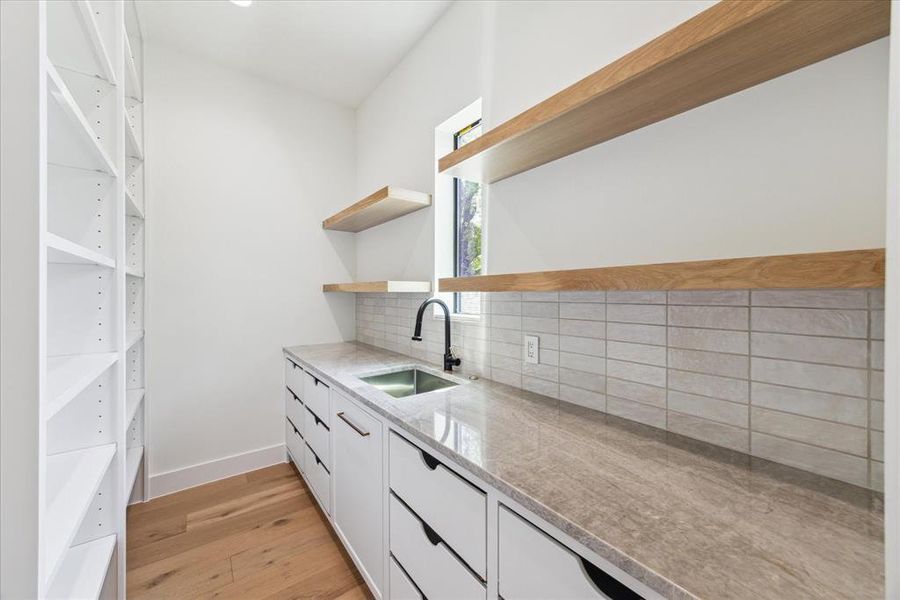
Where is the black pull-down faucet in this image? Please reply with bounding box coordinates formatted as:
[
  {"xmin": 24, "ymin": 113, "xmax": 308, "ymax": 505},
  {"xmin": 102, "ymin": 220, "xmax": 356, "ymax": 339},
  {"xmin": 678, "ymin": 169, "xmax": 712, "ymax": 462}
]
[{"xmin": 412, "ymin": 298, "xmax": 461, "ymax": 372}]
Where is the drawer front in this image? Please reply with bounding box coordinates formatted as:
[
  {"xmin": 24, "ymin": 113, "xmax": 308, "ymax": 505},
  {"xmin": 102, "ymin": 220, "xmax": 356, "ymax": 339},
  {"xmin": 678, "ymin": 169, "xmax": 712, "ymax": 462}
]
[
  {"xmin": 303, "ymin": 371, "xmax": 330, "ymax": 426},
  {"xmin": 285, "ymin": 357, "xmax": 304, "ymax": 397},
  {"xmin": 285, "ymin": 419, "xmax": 304, "ymax": 473},
  {"xmin": 304, "ymin": 406, "xmax": 331, "ymax": 470},
  {"xmin": 389, "ymin": 433, "xmax": 486, "ymax": 577},
  {"xmin": 499, "ymin": 506, "xmax": 645, "ymax": 600},
  {"xmin": 285, "ymin": 387, "xmax": 304, "ymax": 432},
  {"xmin": 389, "ymin": 557, "xmax": 423, "ymax": 600},
  {"xmin": 389, "ymin": 494, "xmax": 485, "ymax": 600},
  {"xmin": 304, "ymin": 444, "xmax": 331, "ymax": 515}
]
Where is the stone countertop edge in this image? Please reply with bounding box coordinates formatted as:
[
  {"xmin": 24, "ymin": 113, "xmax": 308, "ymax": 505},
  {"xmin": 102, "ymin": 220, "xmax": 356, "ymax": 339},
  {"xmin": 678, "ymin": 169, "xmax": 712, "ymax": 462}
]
[{"xmin": 283, "ymin": 342, "xmax": 883, "ymax": 600}]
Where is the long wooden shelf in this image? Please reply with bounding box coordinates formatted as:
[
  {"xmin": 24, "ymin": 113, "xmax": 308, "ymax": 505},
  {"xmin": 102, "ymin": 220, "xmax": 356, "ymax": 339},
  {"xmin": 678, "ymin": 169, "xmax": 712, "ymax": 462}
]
[
  {"xmin": 438, "ymin": 0, "xmax": 890, "ymax": 183},
  {"xmin": 323, "ymin": 187, "xmax": 431, "ymax": 232},
  {"xmin": 438, "ymin": 249, "xmax": 885, "ymax": 292},
  {"xmin": 323, "ymin": 281, "xmax": 432, "ymax": 293}
]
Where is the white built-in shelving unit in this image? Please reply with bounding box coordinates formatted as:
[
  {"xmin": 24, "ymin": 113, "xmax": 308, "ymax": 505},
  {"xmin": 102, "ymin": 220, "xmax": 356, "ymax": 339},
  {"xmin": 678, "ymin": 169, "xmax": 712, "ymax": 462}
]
[{"xmin": 7, "ymin": 1, "xmax": 150, "ymax": 597}]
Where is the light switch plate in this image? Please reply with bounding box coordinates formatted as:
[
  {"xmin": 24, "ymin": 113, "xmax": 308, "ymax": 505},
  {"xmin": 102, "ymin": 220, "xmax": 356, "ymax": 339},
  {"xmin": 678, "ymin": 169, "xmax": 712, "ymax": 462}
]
[{"xmin": 524, "ymin": 335, "xmax": 539, "ymax": 364}]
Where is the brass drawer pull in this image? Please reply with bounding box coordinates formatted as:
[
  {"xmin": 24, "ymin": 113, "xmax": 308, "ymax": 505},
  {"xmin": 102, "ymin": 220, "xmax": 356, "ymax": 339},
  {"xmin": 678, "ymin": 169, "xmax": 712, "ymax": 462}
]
[{"xmin": 337, "ymin": 411, "xmax": 370, "ymax": 437}]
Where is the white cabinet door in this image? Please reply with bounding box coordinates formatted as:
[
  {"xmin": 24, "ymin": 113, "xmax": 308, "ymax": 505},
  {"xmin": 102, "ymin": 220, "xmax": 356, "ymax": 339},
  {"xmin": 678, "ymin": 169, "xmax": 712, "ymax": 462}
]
[{"xmin": 332, "ymin": 389, "xmax": 383, "ymax": 597}]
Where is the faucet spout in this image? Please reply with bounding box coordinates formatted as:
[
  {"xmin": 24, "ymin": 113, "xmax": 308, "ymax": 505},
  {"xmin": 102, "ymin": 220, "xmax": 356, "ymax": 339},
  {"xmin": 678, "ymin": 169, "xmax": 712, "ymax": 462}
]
[{"xmin": 412, "ymin": 298, "xmax": 461, "ymax": 372}]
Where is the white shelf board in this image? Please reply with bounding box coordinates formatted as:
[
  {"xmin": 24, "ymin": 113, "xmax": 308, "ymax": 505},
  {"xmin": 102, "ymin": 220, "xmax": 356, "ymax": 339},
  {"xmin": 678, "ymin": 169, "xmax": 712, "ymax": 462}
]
[
  {"xmin": 125, "ymin": 266, "xmax": 144, "ymax": 278},
  {"xmin": 46, "ymin": 534, "xmax": 116, "ymax": 600},
  {"xmin": 126, "ymin": 329, "xmax": 144, "ymax": 350},
  {"xmin": 74, "ymin": 0, "xmax": 116, "ymax": 85},
  {"xmin": 47, "ymin": 62, "xmax": 117, "ymax": 177},
  {"xmin": 125, "ymin": 388, "xmax": 144, "ymax": 426},
  {"xmin": 125, "ymin": 110, "xmax": 142, "ymax": 160},
  {"xmin": 46, "ymin": 352, "xmax": 118, "ymax": 419},
  {"xmin": 46, "ymin": 232, "xmax": 115, "ymax": 268},
  {"xmin": 126, "ymin": 446, "xmax": 144, "ymax": 498},
  {"xmin": 124, "ymin": 32, "xmax": 141, "ymax": 100},
  {"xmin": 125, "ymin": 187, "xmax": 143, "ymax": 218},
  {"xmin": 44, "ymin": 444, "xmax": 116, "ymax": 587}
]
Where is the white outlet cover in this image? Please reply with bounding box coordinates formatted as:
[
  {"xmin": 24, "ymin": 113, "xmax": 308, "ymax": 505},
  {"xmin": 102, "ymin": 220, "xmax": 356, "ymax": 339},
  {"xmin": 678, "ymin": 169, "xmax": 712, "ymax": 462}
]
[{"xmin": 524, "ymin": 335, "xmax": 539, "ymax": 364}]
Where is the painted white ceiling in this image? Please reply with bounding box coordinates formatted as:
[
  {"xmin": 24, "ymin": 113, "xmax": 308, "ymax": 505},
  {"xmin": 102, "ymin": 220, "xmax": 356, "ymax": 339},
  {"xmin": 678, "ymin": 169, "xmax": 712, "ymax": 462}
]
[{"xmin": 136, "ymin": 0, "xmax": 451, "ymax": 107}]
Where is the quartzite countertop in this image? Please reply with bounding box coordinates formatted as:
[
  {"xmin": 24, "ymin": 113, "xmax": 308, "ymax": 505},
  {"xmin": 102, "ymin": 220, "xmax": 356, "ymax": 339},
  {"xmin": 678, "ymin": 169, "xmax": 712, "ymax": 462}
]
[{"xmin": 283, "ymin": 342, "xmax": 884, "ymax": 600}]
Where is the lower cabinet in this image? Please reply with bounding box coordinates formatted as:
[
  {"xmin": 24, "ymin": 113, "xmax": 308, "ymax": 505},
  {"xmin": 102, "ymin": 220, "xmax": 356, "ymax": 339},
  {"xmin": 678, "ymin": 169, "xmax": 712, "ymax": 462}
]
[
  {"xmin": 285, "ymin": 418, "xmax": 304, "ymax": 473},
  {"xmin": 304, "ymin": 443, "xmax": 331, "ymax": 515},
  {"xmin": 332, "ymin": 389, "xmax": 384, "ymax": 596},
  {"xmin": 499, "ymin": 506, "xmax": 650, "ymax": 600},
  {"xmin": 389, "ymin": 557, "xmax": 423, "ymax": 600}
]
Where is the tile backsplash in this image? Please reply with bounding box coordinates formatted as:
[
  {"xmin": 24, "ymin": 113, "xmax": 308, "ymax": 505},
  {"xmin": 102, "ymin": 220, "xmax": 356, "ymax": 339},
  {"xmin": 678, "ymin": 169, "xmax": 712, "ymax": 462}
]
[{"xmin": 356, "ymin": 289, "xmax": 885, "ymax": 491}]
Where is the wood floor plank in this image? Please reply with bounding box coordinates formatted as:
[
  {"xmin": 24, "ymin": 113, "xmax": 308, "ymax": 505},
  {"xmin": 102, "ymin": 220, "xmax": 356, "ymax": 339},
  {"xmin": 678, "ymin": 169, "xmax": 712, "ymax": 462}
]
[{"xmin": 127, "ymin": 463, "xmax": 371, "ymax": 600}]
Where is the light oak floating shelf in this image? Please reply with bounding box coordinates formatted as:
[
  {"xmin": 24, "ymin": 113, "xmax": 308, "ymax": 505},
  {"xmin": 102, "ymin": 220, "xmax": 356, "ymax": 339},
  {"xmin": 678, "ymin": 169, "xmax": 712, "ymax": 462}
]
[
  {"xmin": 439, "ymin": 249, "xmax": 885, "ymax": 292},
  {"xmin": 323, "ymin": 281, "xmax": 432, "ymax": 293},
  {"xmin": 323, "ymin": 186, "xmax": 431, "ymax": 233},
  {"xmin": 438, "ymin": 0, "xmax": 891, "ymax": 183}
]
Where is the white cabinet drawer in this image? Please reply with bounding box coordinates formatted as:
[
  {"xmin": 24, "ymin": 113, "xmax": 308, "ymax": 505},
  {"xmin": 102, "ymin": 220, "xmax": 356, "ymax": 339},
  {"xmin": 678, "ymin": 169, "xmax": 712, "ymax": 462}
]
[
  {"xmin": 303, "ymin": 371, "xmax": 330, "ymax": 426},
  {"xmin": 304, "ymin": 443, "xmax": 331, "ymax": 515},
  {"xmin": 389, "ymin": 433, "xmax": 486, "ymax": 577},
  {"xmin": 499, "ymin": 506, "xmax": 647, "ymax": 600},
  {"xmin": 285, "ymin": 387, "xmax": 304, "ymax": 431},
  {"xmin": 285, "ymin": 419, "xmax": 304, "ymax": 473},
  {"xmin": 389, "ymin": 494, "xmax": 485, "ymax": 600},
  {"xmin": 285, "ymin": 357, "xmax": 304, "ymax": 397},
  {"xmin": 389, "ymin": 557, "xmax": 423, "ymax": 600},
  {"xmin": 304, "ymin": 406, "xmax": 331, "ymax": 470}
]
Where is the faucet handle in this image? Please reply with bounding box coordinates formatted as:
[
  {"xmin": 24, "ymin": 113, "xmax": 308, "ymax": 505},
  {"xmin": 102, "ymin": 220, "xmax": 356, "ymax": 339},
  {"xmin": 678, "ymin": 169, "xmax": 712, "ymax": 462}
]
[{"xmin": 411, "ymin": 335, "xmax": 422, "ymax": 342}]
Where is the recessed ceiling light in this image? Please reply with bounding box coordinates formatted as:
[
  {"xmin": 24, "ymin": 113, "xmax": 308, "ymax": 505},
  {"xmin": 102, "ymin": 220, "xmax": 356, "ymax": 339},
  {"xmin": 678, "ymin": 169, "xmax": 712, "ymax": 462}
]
[{"xmin": 230, "ymin": 0, "xmax": 253, "ymax": 6}]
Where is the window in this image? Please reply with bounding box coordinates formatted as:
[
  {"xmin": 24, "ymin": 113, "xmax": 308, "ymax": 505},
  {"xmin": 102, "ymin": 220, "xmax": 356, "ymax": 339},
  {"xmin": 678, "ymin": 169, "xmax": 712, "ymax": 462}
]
[{"xmin": 453, "ymin": 119, "xmax": 483, "ymax": 314}]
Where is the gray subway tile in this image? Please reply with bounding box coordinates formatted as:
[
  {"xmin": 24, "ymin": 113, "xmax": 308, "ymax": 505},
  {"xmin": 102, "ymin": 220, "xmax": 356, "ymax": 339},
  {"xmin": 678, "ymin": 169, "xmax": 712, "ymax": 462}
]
[
  {"xmin": 559, "ymin": 352, "xmax": 605, "ymax": 375},
  {"xmin": 606, "ymin": 322, "xmax": 666, "ymax": 346},
  {"xmin": 558, "ymin": 291, "xmax": 606, "ymax": 303},
  {"xmin": 606, "ymin": 291, "xmax": 666, "ymax": 304},
  {"xmin": 751, "ymin": 357, "xmax": 867, "ymax": 397},
  {"xmin": 668, "ymin": 327, "xmax": 748, "ymax": 354},
  {"xmin": 668, "ymin": 306, "xmax": 748, "ymax": 330},
  {"xmin": 750, "ymin": 382, "xmax": 867, "ymax": 427},
  {"xmin": 750, "ymin": 332, "xmax": 868, "ymax": 368},
  {"xmin": 668, "ymin": 369, "xmax": 749, "ymax": 404},
  {"xmin": 606, "ymin": 377, "xmax": 666, "ymax": 407},
  {"xmin": 607, "ymin": 303, "xmax": 666, "ymax": 325},
  {"xmin": 523, "ymin": 361, "xmax": 559, "ymax": 382},
  {"xmin": 668, "ymin": 348, "xmax": 748, "ymax": 379},
  {"xmin": 667, "ymin": 290, "xmax": 749, "ymax": 306},
  {"xmin": 491, "ymin": 354, "xmax": 522, "ymax": 374},
  {"xmin": 751, "ymin": 289, "xmax": 868, "ymax": 309},
  {"xmin": 522, "ymin": 375, "xmax": 559, "ymax": 399},
  {"xmin": 667, "ymin": 412, "xmax": 749, "ymax": 453},
  {"xmin": 490, "ymin": 292, "xmax": 522, "ymax": 302},
  {"xmin": 523, "ymin": 302, "xmax": 559, "ymax": 318},
  {"xmin": 491, "ymin": 340, "xmax": 522, "ymax": 359},
  {"xmin": 559, "ymin": 335, "xmax": 606, "ymax": 357},
  {"xmin": 669, "ymin": 390, "xmax": 748, "ymax": 427},
  {"xmin": 607, "ymin": 359, "xmax": 667, "ymax": 388},
  {"xmin": 490, "ymin": 300, "xmax": 522, "ymax": 316},
  {"xmin": 751, "ymin": 432, "xmax": 868, "ymax": 487},
  {"xmin": 559, "ymin": 384, "xmax": 606, "ymax": 412},
  {"xmin": 870, "ymin": 341, "xmax": 883, "ymax": 370},
  {"xmin": 524, "ymin": 333, "xmax": 559, "ymax": 352},
  {"xmin": 491, "ymin": 367, "xmax": 521, "ymax": 388},
  {"xmin": 751, "ymin": 307, "xmax": 867, "ymax": 338},
  {"xmin": 491, "ymin": 327, "xmax": 522, "ymax": 344},
  {"xmin": 607, "ymin": 396, "xmax": 667, "ymax": 428},
  {"xmin": 559, "ymin": 319, "xmax": 605, "ymax": 338},
  {"xmin": 558, "ymin": 368, "xmax": 606, "ymax": 394},
  {"xmin": 871, "ymin": 430, "xmax": 884, "ymax": 461},
  {"xmin": 751, "ymin": 407, "xmax": 867, "ymax": 456},
  {"xmin": 491, "ymin": 314, "xmax": 522, "ymax": 331},
  {"xmin": 870, "ymin": 400, "xmax": 884, "ymax": 431},
  {"xmin": 870, "ymin": 370, "xmax": 884, "ymax": 400},
  {"xmin": 521, "ymin": 316, "xmax": 558, "ymax": 335},
  {"xmin": 560, "ymin": 302, "xmax": 606, "ymax": 321},
  {"xmin": 870, "ymin": 460, "xmax": 884, "ymax": 491},
  {"xmin": 868, "ymin": 289, "xmax": 885, "ymax": 309},
  {"xmin": 870, "ymin": 310, "xmax": 884, "ymax": 340},
  {"xmin": 522, "ymin": 292, "xmax": 559, "ymax": 302},
  {"xmin": 607, "ymin": 341, "xmax": 667, "ymax": 367}
]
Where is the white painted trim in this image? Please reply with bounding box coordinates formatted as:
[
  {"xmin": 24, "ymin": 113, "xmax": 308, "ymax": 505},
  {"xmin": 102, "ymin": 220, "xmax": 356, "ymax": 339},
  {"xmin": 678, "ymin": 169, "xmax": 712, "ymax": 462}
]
[{"xmin": 147, "ymin": 444, "xmax": 286, "ymax": 499}]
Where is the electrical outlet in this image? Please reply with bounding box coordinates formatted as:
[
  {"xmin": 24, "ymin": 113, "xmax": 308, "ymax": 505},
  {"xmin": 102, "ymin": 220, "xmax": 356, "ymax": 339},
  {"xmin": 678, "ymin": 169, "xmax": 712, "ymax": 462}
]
[{"xmin": 524, "ymin": 335, "xmax": 539, "ymax": 364}]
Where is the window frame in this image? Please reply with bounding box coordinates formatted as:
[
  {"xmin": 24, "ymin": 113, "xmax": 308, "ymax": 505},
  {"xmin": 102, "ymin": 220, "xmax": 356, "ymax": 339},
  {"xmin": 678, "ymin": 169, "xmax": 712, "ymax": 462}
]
[{"xmin": 452, "ymin": 118, "xmax": 482, "ymax": 314}]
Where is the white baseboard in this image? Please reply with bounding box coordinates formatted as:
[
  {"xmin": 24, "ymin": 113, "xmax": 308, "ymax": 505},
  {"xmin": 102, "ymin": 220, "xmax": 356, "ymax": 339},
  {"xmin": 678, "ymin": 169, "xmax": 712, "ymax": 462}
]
[{"xmin": 148, "ymin": 443, "xmax": 287, "ymax": 499}]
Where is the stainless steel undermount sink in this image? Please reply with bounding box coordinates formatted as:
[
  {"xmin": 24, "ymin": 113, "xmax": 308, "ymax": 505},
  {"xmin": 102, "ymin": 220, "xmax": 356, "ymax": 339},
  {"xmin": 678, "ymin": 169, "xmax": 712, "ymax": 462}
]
[{"xmin": 360, "ymin": 368, "xmax": 458, "ymax": 398}]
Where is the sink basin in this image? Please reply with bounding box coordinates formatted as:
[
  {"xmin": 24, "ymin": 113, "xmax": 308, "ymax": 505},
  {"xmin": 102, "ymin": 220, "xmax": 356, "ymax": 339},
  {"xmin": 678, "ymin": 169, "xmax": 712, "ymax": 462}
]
[{"xmin": 360, "ymin": 368, "xmax": 458, "ymax": 398}]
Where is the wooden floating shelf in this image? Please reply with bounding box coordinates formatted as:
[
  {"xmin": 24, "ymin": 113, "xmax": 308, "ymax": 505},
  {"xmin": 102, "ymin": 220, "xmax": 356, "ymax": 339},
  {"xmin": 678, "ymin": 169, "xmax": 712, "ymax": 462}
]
[
  {"xmin": 438, "ymin": 0, "xmax": 891, "ymax": 183},
  {"xmin": 439, "ymin": 249, "xmax": 885, "ymax": 292},
  {"xmin": 323, "ymin": 186, "xmax": 431, "ymax": 233},
  {"xmin": 323, "ymin": 281, "xmax": 432, "ymax": 293}
]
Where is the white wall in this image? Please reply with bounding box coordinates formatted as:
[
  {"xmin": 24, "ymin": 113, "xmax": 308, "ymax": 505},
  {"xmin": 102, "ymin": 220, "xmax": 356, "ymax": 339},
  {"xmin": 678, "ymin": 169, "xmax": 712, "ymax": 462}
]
[
  {"xmin": 145, "ymin": 45, "xmax": 356, "ymax": 487},
  {"xmin": 354, "ymin": 0, "xmax": 888, "ymax": 280}
]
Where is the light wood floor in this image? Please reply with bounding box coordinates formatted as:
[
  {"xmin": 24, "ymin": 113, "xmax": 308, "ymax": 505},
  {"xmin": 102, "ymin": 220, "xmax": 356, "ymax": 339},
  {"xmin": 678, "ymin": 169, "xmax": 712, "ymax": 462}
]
[{"xmin": 126, "ymin": 462, "xmax": 372, "ymax": 599}]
